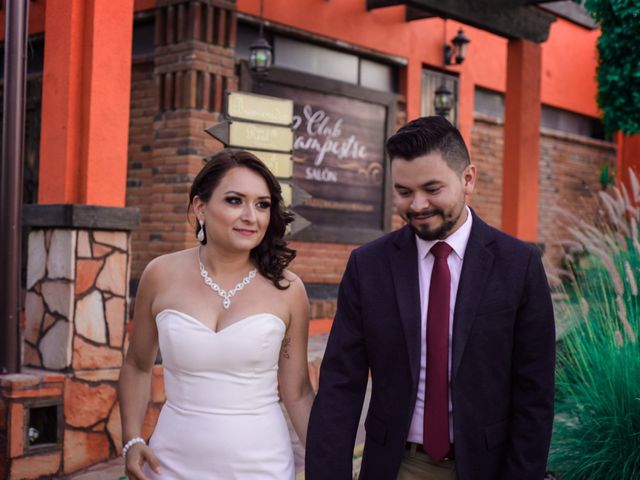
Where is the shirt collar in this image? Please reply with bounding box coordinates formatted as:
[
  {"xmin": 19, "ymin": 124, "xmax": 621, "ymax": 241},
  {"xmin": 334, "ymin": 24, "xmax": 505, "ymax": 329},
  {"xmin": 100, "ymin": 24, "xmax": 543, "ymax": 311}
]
[{"xmin": 415, "ymin": 205, "xmax": 473, "ymax": 261}]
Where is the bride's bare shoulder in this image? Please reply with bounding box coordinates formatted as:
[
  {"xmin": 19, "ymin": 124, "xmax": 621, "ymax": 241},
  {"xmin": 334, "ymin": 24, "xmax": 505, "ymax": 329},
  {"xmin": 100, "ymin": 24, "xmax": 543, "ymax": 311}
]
[
  {"xmin": 280, "ymin": 270, "xmax": 309, "ymax": 306},
  {"xmin": 142, "ymin": 248, "xmax": 197, "ymax": 284}
]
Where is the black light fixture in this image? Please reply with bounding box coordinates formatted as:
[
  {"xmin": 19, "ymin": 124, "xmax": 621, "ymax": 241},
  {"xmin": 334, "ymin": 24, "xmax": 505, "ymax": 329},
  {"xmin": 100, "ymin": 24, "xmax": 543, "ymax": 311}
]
[
  {"xmin": 249, "ymin": 0, "xmax": 272, "ymax": 77},
  {"xmin": 434, "ymin": 83, "xmax": 453, "ymax": 117},
  {"xmin": 444, "ymin": 28, "xmax": 470, "ymax": 66}
]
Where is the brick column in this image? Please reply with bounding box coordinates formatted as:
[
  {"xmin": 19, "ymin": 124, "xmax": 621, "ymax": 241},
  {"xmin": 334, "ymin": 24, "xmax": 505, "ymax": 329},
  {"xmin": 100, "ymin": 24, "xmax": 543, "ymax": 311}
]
[
  {"xmin": 501, "ymin": 39, "xmax": 542, "ymax": 242},
  {"xmin": 133, "ymin": 0, "xmax": 238, "ymax": 272}
]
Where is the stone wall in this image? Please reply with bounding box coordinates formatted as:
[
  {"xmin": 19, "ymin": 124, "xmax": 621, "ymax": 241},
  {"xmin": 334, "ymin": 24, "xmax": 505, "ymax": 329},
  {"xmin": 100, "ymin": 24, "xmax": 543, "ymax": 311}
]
[
  {"xmin": 7, "ymin": 204, "xmax": 139, "ymax": 479},
  {"xmin": 21, "ymin": 228, "xmax": 132, "ymax": 475},
  {"xmin": 24, "ymin": 230, "xmax": 129, "ymax": 372}
]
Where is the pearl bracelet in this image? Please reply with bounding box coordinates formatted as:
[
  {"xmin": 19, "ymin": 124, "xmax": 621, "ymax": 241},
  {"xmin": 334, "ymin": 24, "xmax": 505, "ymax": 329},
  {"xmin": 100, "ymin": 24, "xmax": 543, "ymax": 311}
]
[{"xmin": 122, "ymin": 437, "xmax": 146, "ymax": 458}]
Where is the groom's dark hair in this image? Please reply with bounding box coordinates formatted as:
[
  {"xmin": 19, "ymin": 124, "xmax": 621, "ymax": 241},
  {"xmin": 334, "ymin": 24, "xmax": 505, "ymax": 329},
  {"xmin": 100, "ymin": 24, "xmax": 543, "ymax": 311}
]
[{"xmin": 385, "ymin": 116, "xmax": 470, "ymax": 173}]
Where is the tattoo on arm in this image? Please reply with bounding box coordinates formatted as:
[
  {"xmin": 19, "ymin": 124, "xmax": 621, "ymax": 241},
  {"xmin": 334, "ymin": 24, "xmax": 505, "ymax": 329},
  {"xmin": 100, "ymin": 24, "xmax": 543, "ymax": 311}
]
[{"xmin": 281, "ymin": 337, "xmax": 291, "ymax": 359}]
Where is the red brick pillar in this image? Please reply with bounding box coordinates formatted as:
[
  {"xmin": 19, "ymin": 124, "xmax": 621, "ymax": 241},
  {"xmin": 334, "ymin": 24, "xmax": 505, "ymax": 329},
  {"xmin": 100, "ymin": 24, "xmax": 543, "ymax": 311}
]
[
  {"xmin": 501, "ymin": 39, "xmax": 542, "ymax": 242},
  {"xmin": 134, "ymin": 0, "xmax": 238, "ymax": 273}
]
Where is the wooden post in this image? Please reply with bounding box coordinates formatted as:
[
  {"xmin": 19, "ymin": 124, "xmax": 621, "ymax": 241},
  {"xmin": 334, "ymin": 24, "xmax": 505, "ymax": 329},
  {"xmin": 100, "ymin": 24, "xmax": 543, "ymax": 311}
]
[{"xmin": 501, "ymin": 39, "xmax": 542, "ymax": 241}]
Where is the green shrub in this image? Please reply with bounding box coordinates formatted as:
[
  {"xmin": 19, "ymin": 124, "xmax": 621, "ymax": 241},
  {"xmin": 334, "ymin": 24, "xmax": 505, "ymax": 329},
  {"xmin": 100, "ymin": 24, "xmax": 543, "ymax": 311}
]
[
  {"xmin": 584, "ymin": 0, "xmax": 640, "ymax": 135},
  {"xmin": 550, "ymin": 173, "xmax": 640, "ymax": 479}
]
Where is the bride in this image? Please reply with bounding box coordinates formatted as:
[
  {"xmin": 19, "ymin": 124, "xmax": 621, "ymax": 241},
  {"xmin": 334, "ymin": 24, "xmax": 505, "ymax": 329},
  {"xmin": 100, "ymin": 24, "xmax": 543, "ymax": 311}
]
[{"xmin": 118, "ymin": 149, "xmax": 314, "ymax": 479}]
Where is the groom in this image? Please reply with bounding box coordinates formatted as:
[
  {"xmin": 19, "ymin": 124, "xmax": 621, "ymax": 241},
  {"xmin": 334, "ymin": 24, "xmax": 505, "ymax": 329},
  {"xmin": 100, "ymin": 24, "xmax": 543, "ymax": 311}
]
[{"xmin": 306, "ymin": 116, "xmax": 555, "ymax": 480}]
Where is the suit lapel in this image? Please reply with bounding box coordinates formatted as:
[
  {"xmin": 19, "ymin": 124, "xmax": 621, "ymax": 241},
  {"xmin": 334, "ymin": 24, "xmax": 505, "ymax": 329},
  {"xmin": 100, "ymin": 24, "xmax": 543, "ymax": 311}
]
[
  {"xmin": 452, "ymin": 211, "xmax": 495, "ymax": 381},
  {"xmin": 390, "ymin": 226, "xmax": 422, "ymax": 385}
]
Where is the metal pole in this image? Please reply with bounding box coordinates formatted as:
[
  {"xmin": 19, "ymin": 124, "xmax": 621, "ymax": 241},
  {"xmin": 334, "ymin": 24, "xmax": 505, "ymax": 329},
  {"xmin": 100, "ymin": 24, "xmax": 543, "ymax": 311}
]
[{"xmin": 0, "ymin": 0, "xmax": 29, "ymax": 374}]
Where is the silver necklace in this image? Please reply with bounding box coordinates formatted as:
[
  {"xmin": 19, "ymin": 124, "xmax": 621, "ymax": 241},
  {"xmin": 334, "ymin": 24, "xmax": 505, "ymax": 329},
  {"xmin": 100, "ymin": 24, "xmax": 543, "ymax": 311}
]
[{"xmin": 199, "ymin": 259, "xmax": 257, "ymax": 309}]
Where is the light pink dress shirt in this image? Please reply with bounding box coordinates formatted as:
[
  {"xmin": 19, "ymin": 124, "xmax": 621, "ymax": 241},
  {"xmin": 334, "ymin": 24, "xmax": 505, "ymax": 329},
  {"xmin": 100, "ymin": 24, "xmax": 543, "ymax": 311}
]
[{"xmin": 407, "ymin": 206, "xmax": 473, "ymax": 444}]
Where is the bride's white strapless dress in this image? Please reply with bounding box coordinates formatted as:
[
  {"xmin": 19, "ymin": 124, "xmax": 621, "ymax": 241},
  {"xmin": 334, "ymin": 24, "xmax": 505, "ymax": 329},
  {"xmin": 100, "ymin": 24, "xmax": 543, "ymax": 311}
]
[{"xmin": 143, "ymin": 309, "xmax": 295, "ymax": 479}]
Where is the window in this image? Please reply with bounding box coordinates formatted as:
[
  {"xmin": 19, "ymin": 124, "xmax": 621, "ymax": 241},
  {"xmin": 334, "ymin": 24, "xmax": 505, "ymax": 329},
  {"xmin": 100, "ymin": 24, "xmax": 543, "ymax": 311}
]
[
  {"xmin": 474, "ymin": 87, "xmax": 504, "ymax": 120},
  {"xmin": 421, "ymin": 69, "xmax": 458, "ymax": 126},
  {"xmin": 360, "ymin": 58, "xmax": 394, "ymax": 92},
  {"xmin": 474, "ymin": 87, "xmax": 604, "ymax": 140},
  {"xmin": 541, "ymin": 105, "xmax": 605, "ymax": 140},
  {"xmin": 132, "ymin": 13, "xmax": 155, "ymax": 58},
  {"xmin": 236, "ymin": 23, "xmax": 398, "ymax": 93},
  {"xmin": 274, "ymin": 36, "xmax": 359, "ymax": 84}
]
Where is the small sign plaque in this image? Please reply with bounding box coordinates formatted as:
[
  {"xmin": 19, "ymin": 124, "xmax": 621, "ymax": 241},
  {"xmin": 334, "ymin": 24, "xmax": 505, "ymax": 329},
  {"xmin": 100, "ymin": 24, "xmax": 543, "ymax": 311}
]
[{"xmin": 229, "ymin": 121, "xmax": 294, "ymax": 152}]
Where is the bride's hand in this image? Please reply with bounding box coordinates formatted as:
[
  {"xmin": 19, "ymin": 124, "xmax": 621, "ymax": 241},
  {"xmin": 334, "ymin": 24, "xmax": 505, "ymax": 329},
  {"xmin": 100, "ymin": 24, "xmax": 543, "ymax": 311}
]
[{"xmin": 125, "ymin": 443, "xmax": 161, "ymax": 480}]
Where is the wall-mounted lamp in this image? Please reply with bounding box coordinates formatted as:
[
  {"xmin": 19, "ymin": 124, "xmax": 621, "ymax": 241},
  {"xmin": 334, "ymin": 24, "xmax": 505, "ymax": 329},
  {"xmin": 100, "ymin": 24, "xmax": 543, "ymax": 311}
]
[
  {"xmin": 444, "ymin": 28, "xmax": 470, "ymax": 66},
  {"xmin": 434, "ymin": 83, "xmax": 453, "ymax": 117},
  {"xmin": 249, "ymin": 0, "xmax": 273, "ymax": 76}
]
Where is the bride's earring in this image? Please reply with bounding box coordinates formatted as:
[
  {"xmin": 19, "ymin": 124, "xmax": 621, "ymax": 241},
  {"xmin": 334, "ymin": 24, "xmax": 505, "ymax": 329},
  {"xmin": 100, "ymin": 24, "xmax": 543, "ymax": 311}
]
[{"xmin": 197, "ymin": 218, "xmax": 206, "ymax": 243}]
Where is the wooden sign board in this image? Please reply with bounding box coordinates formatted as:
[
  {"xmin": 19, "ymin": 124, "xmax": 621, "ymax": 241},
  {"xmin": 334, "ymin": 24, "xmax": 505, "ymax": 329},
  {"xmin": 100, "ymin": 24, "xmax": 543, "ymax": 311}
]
[
  {"xmin": 205, "ymin": 121, "xmax": 294, "ymax": 153},
  {"xmin": 227, "ymin": 92, "xmax": 294, "ymax": 126},
  {"xmin": 233, "ymin": 121, "xmax": 293, "ymax": 152},
  {"xmin": 256, "ymin": 82, "xmax": 387, "ymax": 232}
]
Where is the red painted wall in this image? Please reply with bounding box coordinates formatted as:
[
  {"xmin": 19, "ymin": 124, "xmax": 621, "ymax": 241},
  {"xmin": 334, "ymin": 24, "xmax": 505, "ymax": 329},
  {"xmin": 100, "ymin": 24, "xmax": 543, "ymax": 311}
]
[
  {"xmin": 1, "ymin": 0, "xmax": 602, "ymax": 142},
  {"xmin": 236, "ymin": 0, "xmax": 601, "ymax": 141},
  {"xmin": 37, "ymin": 0, "xmax": 134, "ymax": 206}
]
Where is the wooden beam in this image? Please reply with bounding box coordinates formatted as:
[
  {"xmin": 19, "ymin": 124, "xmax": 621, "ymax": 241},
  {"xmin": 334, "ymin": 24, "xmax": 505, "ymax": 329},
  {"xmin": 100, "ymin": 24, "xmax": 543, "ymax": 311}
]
[
  {"xmin": 501, "ymin": 40, "xmax": 542, "ymax": 240},
  {"xmin": 406, "ymin": 6, "xmax": 435, "ymax": 21},
  {"xmin": 366, "ymin": 0, "xmax": 404, "ymax": 10},
  {"xmin": 406, "ymin": 0, "xmax": 556, "ymax": 42},
  {"xmin": 539, "ymin": 1, "xmax": 596, "ymax": 29}
]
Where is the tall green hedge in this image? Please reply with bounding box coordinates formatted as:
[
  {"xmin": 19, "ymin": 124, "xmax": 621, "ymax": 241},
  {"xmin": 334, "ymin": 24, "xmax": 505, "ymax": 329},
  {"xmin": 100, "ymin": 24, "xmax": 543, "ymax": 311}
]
[{"xmin": 584, "ymin": 0, "xmax": 640, "ymax": 135}]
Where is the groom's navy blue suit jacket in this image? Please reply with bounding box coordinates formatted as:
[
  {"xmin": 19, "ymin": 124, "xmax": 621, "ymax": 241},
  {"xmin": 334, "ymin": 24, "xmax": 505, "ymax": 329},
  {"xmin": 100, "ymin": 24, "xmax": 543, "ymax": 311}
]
[{"xmin": 306, "ymin": 210, "xmax": 555, "ymax": 480}]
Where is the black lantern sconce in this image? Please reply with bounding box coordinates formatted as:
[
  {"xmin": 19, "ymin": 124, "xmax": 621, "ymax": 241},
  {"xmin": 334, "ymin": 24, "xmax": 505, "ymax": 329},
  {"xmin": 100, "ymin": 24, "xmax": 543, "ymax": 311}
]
[
  {"xmin": 249, "ymin": 0, "xmax": 273, "ymax": 77},
  {"xmin": 444, "ymin": 28, "xmax": 470, "ymax": 66},
  {"xmin": 434, "ymin": 83, "xmax": 453, "ymax": 117}
]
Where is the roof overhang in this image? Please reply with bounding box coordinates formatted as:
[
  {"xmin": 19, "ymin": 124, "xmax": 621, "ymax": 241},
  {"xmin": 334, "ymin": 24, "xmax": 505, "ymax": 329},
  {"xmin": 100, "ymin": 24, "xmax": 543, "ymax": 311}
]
[{"xmin": 367, "ymin": 0, "xmax": 558, "ymax": 43}]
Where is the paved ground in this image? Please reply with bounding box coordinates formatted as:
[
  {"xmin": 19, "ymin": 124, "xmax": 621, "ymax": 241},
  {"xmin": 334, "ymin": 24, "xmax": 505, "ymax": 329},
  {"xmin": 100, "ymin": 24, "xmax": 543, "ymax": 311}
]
[{"xmin": 63, "ymin": 457, "xmax": 125, "ymax": 479}]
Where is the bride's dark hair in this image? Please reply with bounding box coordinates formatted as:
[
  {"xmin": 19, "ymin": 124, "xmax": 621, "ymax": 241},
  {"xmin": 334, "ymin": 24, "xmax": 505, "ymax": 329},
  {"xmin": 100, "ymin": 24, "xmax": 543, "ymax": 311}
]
[{"xmin": 188, "ymin": 148, "xmax": 296, "ymax": 289}]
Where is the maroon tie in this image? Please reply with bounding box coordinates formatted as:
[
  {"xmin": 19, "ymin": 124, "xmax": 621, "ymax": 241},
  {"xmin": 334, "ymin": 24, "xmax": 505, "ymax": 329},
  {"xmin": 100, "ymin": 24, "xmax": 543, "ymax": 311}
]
[{"xmin": 424, "ymin": 241, "xmax": 453, "ymax": 461}]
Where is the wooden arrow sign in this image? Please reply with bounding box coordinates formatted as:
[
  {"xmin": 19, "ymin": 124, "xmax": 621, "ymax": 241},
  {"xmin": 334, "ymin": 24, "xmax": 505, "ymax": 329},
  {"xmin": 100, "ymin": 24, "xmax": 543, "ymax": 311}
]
[
  {"xmin": 205, "ymin": 120, "xmax": 293, "ymax": 153},
  {"xmin": 279, "ymin": 182, "xmax": 311, "ymax": 208},
  {"xmin": 205, "ymin": 121, "xmax": 230, "ymax": 145},
  {"xmin": 286, "ymin": 214, "xmax": 312, "ymax": 237}
]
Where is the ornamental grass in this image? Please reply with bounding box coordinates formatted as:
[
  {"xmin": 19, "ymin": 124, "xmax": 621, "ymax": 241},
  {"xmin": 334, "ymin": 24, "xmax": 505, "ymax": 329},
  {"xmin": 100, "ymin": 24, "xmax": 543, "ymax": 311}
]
[{"xmin": 549, "ymin": 171, "xmax": 640, "ymax": 479}]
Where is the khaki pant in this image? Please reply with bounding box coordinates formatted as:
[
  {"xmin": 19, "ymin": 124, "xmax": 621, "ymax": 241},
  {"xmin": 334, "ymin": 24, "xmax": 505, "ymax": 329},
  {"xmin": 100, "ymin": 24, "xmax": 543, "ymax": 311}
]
[{"xmin": 397, "ymin": 444, "xmax": 456, "ymax": 480}]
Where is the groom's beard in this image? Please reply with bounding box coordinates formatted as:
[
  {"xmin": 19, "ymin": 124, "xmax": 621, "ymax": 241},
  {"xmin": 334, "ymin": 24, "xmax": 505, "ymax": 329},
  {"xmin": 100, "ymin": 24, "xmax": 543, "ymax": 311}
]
[{"xmin": 405, "ymin": 203, "xmax": 464, "ymax": 241}]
